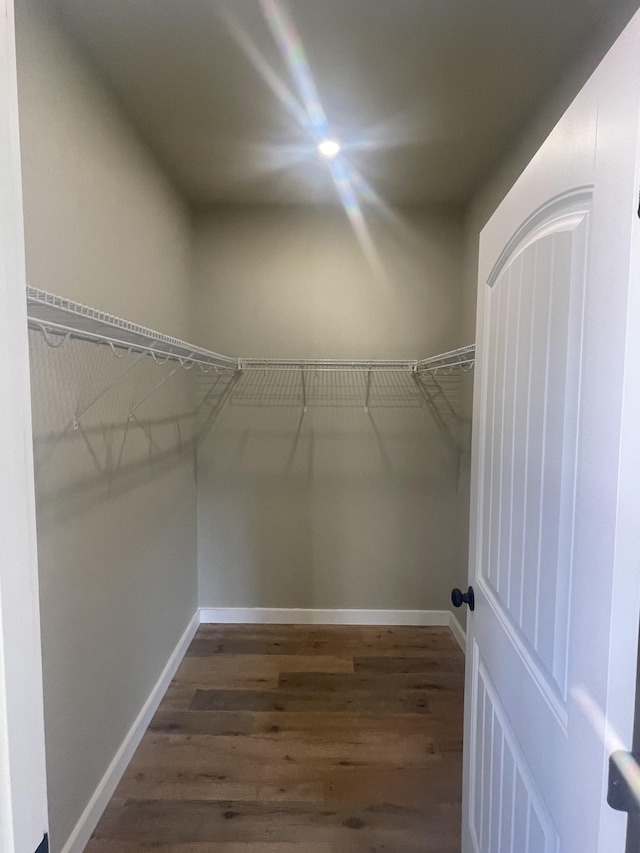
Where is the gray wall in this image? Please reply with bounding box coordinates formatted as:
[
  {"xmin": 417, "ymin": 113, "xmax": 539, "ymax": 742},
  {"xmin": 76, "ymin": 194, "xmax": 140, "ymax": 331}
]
[
  {"xmin": 17, "ymin": 0, "xmax": 192, "ymax": 340},
  {"xmin": 16, "ymin": 1, "xmax": 198, "ymax": 848},
  {"xmin": 191, "ymin": 206, "xmax": 466, "ymax": 357},
  {"xmin": 193, "ymin": 206, "xmax": 469, "ymax": 612}
]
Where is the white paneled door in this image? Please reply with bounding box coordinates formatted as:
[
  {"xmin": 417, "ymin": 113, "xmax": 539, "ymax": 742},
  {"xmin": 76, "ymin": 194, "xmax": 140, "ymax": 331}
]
[{"xmin": 463, "ymin": 10, "xmax": 640, "ymax": 853}]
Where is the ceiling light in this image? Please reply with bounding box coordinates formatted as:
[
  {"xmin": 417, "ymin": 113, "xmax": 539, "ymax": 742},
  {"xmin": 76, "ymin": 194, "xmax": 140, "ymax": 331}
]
[{"xmin": 318, "ymin": 139, "xmax": 340, "ymax": 158}]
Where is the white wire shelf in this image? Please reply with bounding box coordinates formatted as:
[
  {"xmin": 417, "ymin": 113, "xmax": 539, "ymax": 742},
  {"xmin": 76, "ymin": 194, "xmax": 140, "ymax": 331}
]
[
  {"xmin": 27, "ymin": 287, "xmax": 239, "ymax": 371},
  {"xmin": 238, "ymin": 359, "xmax": 418, "ymax": 372},
  {"xmin": 415, "ymin": 345, "xmax": 476, "ymax": 374},
  {"xmin": 27, "ymin": 288, "xmax": 474, "ymax": 376},
  {"xmin": 239, "ymin": 347, "xmax": 475, "ymax": 374},
  {"xmin": 26, "ymin": 287, "xmax": 474, "ymax": 432}
]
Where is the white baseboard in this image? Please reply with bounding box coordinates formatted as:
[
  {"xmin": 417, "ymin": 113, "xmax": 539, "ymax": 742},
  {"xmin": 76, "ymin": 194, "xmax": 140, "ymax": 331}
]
[
  {"xmin": 60, "ymin": 609, "xmax": 200, "ymax": 853},
  {"xmin": 448, "ymin": 611, "xmax": 467, "ymax": 652},
  {"xmin": 199, "ymin": 607, "xmax": 452, "ymax": 627}
]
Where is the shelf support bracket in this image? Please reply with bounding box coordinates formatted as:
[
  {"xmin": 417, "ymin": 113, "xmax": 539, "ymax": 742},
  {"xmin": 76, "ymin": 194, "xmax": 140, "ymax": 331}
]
[
  {"xmin": 38, "ymin": 325, "xmax": 72, "ymax": 349},
  {"xmin": 128, "ymin": 354, "xmax": 195, "ymax": 419},
  {"xmin": 301, "ymin": 364, "xmax": 308, "ymax": 413},
  {"xmin": 364, "ymin": 365, "xmax": 372, "ymax": 413},
  {"xmin": 196, "ymin": 369, "xmax": 242, "ymax": 441},
  {"xmin": 195, "ymin": 371, "xmax": 224, "ymax": 413},
  {"xmin": 411, "ymin": 373, "xmax": 458, "ymax": 455},
  {"xmin": 73, "ymin": 350, "xmax": 148, "ymax": 429}
]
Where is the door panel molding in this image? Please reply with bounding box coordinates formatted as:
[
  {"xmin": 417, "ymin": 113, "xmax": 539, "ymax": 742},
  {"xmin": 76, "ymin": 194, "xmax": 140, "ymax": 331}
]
[
  {"xmin": 486, "ymin": 187, "xmax": 593, "ymax": 287},
  {"xmin": 469, "ymin": 638, "xmax": 561, "ymax": 853}
]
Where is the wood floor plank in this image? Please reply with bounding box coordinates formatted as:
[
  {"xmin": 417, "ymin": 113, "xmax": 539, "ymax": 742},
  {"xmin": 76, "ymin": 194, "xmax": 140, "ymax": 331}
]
[
  {"xmin": 187, "ymin": 638, "xmax": 318, "ymax": 657},
  {"xmin": 277, "ymin": 671, "xmax": 464, "ymax": 692},
  {"xmin": 353, "ymin": 654, "xmax": 465, "ymax": 673},
  {"xmin": 172, "ymin": 658, "xmax": 277, "ymax": 691},
  {"xmin": 192, "ymin": 625, "xmax": 460, "ymax": 657},
  {"xmin": 128, "ymin": 730, "xmax": 443, "ymax": 769},
  {"xmin": 156, "ymin": 683, "xmax": 199, "ymax": 712},
  {"xmin": 250, "ymin": 711, "xmax": 459, "ymax": 739},
  {"xmin": 89, "ymin": 623, "xmax": 464, "ymax": 852},
  {"xmin": 93, "ymin": 798, "xmax": 457, "ymax": 847},
  {"xmin": 189, "ymin": 688, "xmax": 433, "ymax": 714},
  {"xmin": 323, "ymin": 763, "xmax": 463, "ymax": 807},
  {"xmin": 427, "ymin": 694, "xmax": 466, "ymax": 723},
  {"xmin": 191, "ymin": 643, "xmax": 461, "ymax": 658},
  {"xmin": 175, "ymin": 655, "xmax": 354, "ymax": 688},
  {"xmin": 195, "ymin": 625, "xmax": 363, "ymax": 640},
  {"xmin": 150, "ymin": 711, "xmax": 255, "ymax": 736},
  {"xmin": 351, "ymin": 637, "xmax": 461, "ymax": 656},
  {"xmin": 157, "ymin": 709, "xmax": 449, "ymax": 739},
  {"xmin": 114, "ymin": 765, "xmax": 324, "ymax": 803},
  {"xmin": 124, "ymin": 756, "xmax": 328, "ymax": 788},
  {"xmin": 289, "ymin": 639, "xmax": 462, "ymax": 658}
]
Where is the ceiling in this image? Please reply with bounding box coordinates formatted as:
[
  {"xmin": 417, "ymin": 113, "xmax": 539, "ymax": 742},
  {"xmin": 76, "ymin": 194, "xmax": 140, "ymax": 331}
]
[{"xmin": 45, "ymin": 0, "xmax": 637, "ymax": 205}]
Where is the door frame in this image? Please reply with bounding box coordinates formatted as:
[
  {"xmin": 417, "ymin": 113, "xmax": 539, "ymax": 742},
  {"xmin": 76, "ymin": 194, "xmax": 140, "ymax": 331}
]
[{"xmin": 0, "ymin": 0, "xmax": 49, "ymax": 849}]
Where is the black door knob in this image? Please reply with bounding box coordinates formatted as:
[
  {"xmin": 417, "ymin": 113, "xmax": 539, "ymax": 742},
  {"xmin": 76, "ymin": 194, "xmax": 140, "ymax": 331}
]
[{"xmin": 451, "ymin": 586, "xmax": 475, "ymax": 611}]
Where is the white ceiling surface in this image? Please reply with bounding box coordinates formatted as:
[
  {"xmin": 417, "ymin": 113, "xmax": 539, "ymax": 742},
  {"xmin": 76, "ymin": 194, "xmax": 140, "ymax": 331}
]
[{"xmin": 46, "ymin": 0, "xmax": 634, "ymax": 205}]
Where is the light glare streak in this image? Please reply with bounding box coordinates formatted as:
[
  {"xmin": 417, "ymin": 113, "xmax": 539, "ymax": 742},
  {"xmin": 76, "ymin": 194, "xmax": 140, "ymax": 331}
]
[
  {"xmin": 572, "ymin": 685, "xmax": 640, "ymax": 811},
  {"xmin": 217, "ymin": 7, "xmax": 308, "ymax": 130},
  {"xmin": 329, "ymin": 156, "xmax": 385, "ymax": 281},
  {"xmin": 258, "ymin": 0, "xmax": 385, "ymax": 280},
  {"xmin": 259, "ymin": 0, "xmax": 329, "ymax": 137}
]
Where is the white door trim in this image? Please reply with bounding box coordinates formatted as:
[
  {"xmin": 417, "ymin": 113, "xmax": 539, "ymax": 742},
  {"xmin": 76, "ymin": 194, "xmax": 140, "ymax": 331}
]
[{"xmin": 0, "ymin": 0, "xmax": 49, "ymax": 849}]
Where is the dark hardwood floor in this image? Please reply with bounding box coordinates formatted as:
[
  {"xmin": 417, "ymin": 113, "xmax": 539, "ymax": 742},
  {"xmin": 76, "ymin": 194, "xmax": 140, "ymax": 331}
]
[{"xmin": 87, "ymin": 624, "xmax": 464, "ymax": 852}]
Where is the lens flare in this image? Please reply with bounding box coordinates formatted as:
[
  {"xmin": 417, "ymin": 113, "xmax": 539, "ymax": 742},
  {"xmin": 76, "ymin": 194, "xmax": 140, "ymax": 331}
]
[
  {"xmin": 219, "ymin": 7, "xmax": 308, "ymax": 130},
  {"xmin": 257, "ymin": 0, "xmax": 385, "ymax": 281},
  {"xmin": 318, "ymin": 139, "xmax": 340, "ymax": 158},
  {"xmin": 259, "ymin": 0, "xmax": 329, "ymax": 137},
  {"xmin": 328, "ymin": 157, "xmax": 385, "ymax": 282}
]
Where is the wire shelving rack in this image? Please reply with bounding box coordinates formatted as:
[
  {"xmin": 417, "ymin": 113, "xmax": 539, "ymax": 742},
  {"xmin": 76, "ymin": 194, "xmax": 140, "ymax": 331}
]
[
  {"xmin": 28, "ymin": 288, "xmax": 474, "ymax": 376},
  {"xmin": 27, "ymin": 287, "xmax": 239, "ymax": 371}
]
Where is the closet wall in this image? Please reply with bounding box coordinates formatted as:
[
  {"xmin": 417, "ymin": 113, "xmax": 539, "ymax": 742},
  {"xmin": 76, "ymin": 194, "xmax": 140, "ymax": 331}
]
[
  {"xmin": 16, "ymin": 1, "xmax": 198, "ymax": 848},
  {"xmin": 192, "ymin": 206, "xmax": 468, "ymax": 613},
  {"xmin": 192, "ymin": 206, "xmax": 464, "ymax": 358}
]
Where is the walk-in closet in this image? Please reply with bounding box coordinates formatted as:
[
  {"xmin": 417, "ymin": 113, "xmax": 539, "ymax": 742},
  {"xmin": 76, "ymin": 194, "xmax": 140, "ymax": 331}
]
[{"xmin": 4, "ymin": 0, "xmax": 640, "ymax": 851}]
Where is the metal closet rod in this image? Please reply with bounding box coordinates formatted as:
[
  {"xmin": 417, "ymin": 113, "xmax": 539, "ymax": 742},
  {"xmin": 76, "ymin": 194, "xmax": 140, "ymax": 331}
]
[{"xmin": 27, "ymin": 287, "xmax": 475, "ymax": 375}]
